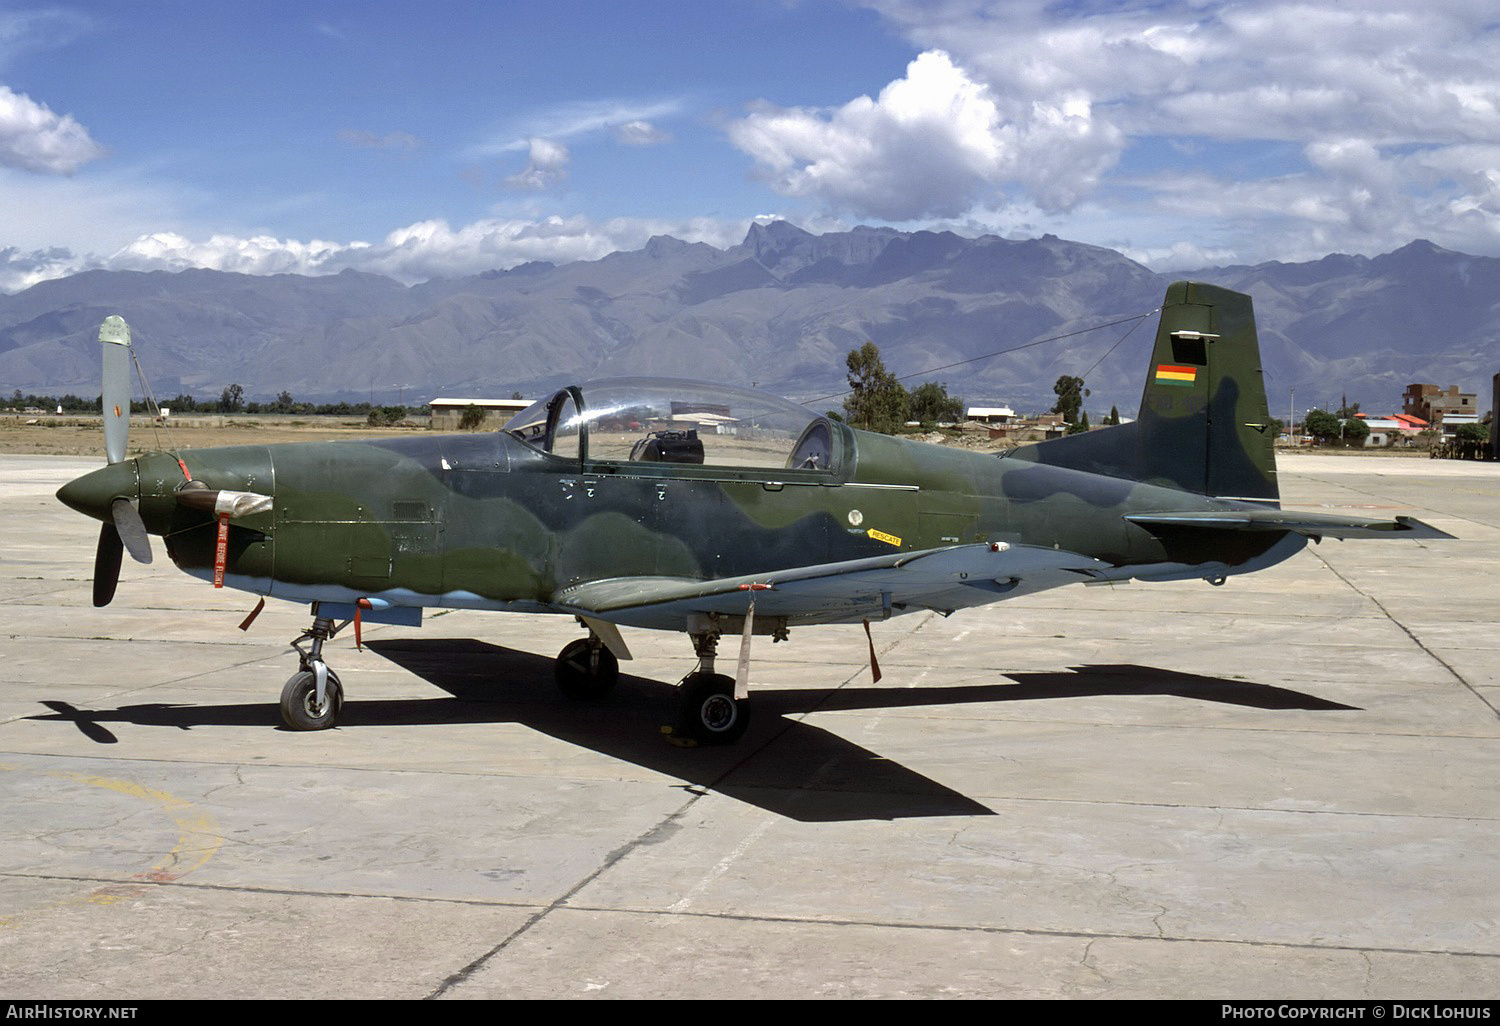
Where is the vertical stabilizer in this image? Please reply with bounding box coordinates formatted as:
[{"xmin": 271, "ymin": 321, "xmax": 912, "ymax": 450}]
[
  {"xmin": 1137, "ymin": 282, "xmax": 1277, "ymax": 499},
  {"xmin": 1008, "ymin": 282, "xmax": 1279, "ymax": 501}
]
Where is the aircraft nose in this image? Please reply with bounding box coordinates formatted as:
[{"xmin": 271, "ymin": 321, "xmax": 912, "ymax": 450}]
[{"xmin": 56, "ymin": 460, "xmax": 139, "ymax": 522}]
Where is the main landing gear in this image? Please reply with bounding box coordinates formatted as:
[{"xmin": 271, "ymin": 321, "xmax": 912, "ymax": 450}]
[
  {"xmin": 667, "ymin": 632, "xmax": 750, "ymax": 746},
  {"xmin": 282, "ymin": 610, "xmax": 345, "ymax": 730},
  {"xmin": 552, "ymin": 626, "xmax": 751, "ymax": 746},
  {"xmin": 554, "ymin": 635, "xmax": 620, "ymax": 699}
]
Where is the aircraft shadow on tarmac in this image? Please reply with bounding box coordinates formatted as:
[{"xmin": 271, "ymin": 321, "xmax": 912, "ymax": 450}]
[{"xmin": 28, "ymin": 642, "xmax": 1356, "ymax": 823}]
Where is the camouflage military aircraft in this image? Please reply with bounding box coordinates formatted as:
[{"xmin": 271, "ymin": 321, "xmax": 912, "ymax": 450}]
[{"xmin": 55, "ymin": 282, "xmax": 1449, "ymax": 744}]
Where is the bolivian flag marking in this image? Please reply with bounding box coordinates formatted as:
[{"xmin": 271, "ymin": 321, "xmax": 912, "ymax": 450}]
[{"xmin": 1155, "ymin": 363, "xmax": 1197, "ymax": 387}]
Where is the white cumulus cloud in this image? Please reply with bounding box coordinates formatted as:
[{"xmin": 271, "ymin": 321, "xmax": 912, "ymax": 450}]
[
  {"xmin": 503, "ymin": 137, "xmax": 569, "ymax": 191},
  {"xmin": 108, "ymin": 232, "xmax": 365, "ymax": 277},
  {"xmin": 0, "ymin": 84, "xmax": 105, "ymax": 174},
  {"xmin": 0, "ymin": 210, "xmax": 771, "ymax": 293},
  {"xmin": 0, "ymin": 214, "xmax": 751, "ymax": 291},
  {"xmin": 854, "ymin": 0, "xmax": 1500, "ymax": 264},
  {"xmin": 727, "ymin": 50, "xmax": 1121, "ymax": 221},
  {"xmin": 0, "ymin": 244, "xmax": 93, "ymax": 292}
]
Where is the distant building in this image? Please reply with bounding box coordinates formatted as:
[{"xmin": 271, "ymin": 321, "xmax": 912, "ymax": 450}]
[
  {"xmin": 1033, "ymin": 412, "xmax": 1068, "ymax": 440},
  {"xmin": 966, "ymin": 406, "xmax": 1016, "ymax": 424},
  {"xmin": 1439, "ymin": 413, "xmax": 1480, "ymax": 440},
  {"xmin": 1354, "ymin": 415, "xmax": 1405, "ymax": 447},
  {"xmin": 1356, "ymin": 412, "xmax": 1426, "ymax": 446},
  {"xmin": 1403, "ymin": 383, "xmax": 1477, "ymax": 426},
  {"xmin": 428, "ymin": 397, "xmax": 530, "ymax": 431}
]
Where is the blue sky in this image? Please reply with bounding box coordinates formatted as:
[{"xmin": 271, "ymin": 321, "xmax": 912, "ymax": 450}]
[{"xmin": 3, "ymin": 0, "xmax": 1498, "ymax": 290}]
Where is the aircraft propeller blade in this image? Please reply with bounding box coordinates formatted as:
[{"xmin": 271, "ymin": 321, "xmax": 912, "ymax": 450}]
[
  {"xmin": 110, "ymin": 498, "xmax": 153, "ymax": 564},
  {"xmin": 100, "ymin": 316, "xmax": 132, "ymax": 466},
  {"xmin": 92, "ymin": 521, "xmax": 124, "ymax": 607}
]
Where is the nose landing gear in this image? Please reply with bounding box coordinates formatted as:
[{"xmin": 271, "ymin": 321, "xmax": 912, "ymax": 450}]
[{"xmin": 282, "ymin": 609, "xmax": 345, "ymax": 730}]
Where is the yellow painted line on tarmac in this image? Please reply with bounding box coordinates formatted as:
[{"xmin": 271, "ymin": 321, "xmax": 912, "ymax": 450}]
[{"xmin": 0, "ymin": 763, "xmax": 224, "ymax": 929}]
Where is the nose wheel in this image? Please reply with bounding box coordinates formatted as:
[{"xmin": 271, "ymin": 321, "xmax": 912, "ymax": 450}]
[{"xmin": 280, "ymin": 667, "xmax": 343, "ymax": 730}]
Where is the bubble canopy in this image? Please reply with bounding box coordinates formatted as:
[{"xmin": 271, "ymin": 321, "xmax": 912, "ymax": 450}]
[{"xmin": 503, "ymin": 377, "xmax": 836, "ymax": 471}]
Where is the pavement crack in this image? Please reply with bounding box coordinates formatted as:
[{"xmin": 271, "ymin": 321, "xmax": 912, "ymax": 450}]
[
  {"xmin": 1312, "ymin": 548, "xmax": 1498, "ymax": 720},
  {"xmin": 423, "ymin": 791, "xmax": 713, "ymax": 1000}
]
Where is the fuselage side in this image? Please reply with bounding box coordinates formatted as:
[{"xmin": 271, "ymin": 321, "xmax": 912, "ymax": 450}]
[{"xmin": 138, "ymin": 421, "xmax": 1299, "ymax": 618}]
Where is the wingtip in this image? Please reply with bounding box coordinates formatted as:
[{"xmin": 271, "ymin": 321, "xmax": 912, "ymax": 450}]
[{"xmin": 1394, "ymin": 516, "xmax": 1456, "ymax": 540}]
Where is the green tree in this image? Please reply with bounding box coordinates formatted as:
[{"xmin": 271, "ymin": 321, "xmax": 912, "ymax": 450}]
[
  {"xmin": 908, "ymin": 381, "xmax": 963, "ymax": 427},
  {"xmin": 1341, "ymin": 417, "xmax": 1370, "ymax": 447},
  {"xmin": 1304, "ymin": 408, "xmax": 1341, "ymax": 445},
  {"xmin": 366, "ymin": 405, "xmax": 408, "ymax": 427},
  {"xmin": 843, "ymin": 341, "xmax": 909, "ymax": 434},
  {"xmin": 1105, "ymin": 404, "xmax": 1120, "ymax": 426},
  {"xmin": 218, "ymin": 384, "xmax": 245, "ymax": 413},
  {"xmin": 458, "ymin": 404, "xmax": 486, "ymax": 430},
  {"xmin": 1051, "ymin": 375, "xmax": 1089, "ymax": 424}
]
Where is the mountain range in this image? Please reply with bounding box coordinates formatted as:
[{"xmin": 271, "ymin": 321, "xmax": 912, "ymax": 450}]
[{"xmin": 1, "ymin": 221, "xmax": 1496, "ymax": 417}]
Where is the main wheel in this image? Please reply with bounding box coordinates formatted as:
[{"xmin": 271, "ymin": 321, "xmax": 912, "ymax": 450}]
[
  {"xmin": 555, "ymin": 638, "xmax": 619, "ymax": 699},
  {"xmin": 678, "ymin": 672, "xmax": 750, "ymax": 745},
  {"xmin": 280, "ymin": 668, "xmax": 343, "ymax": 730}
]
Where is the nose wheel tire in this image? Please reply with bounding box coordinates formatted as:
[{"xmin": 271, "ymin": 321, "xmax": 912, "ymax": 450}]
[
  {"xmin": 280, "ymin": 669, "xmax": 343, "ymax": 730},
  {"xmin": 678, "ymin": 672, "xmax": 750, "ymax": 745}
]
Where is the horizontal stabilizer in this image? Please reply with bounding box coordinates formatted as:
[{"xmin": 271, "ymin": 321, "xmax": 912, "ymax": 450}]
[{"xmin": 1125, "ymin": 510, "xmax": 1454, "ymax": 540}]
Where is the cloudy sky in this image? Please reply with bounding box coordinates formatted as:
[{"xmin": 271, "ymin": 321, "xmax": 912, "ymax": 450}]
[{"xmin": 2, "ymin": 0, "xmax": 1498, "ymax": 291}]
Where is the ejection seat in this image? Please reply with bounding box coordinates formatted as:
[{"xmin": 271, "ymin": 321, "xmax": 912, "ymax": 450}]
[{"xmin": 628, "ymin": 429, "xmax": 705, "ymax": 464}]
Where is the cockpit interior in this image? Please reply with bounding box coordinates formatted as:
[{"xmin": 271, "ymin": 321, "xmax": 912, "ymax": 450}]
[{"xmin": 505, "ymin": 378, "xmax": 836, "ymax": 472}]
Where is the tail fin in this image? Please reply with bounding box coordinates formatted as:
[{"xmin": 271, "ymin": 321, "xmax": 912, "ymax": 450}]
[{"xmin": 1009, "ymin": 281, "xmax": 1279, "ymax": 501}]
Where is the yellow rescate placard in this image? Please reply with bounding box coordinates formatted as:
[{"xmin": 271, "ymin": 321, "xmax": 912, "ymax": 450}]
[{"xmin": 866, "ymin": 528, "xmax": 902, "ymax": 547}]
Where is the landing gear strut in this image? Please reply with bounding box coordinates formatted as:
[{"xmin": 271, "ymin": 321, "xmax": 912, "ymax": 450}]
[
  {"xmin": 283, "ymin": 610, "xmax": 345, "ymax": 730},
  {"xmin": 670, "ymin": 632, "xmax": 750, "ymax": 745}
]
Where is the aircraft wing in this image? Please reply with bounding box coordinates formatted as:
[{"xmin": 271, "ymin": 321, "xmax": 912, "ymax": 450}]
[
  {"xmin": 1124, "ymin": 509, "xmax": 1453, "ymax": 540},
  {"xmin": 552, "ymin": 543, "xmax": 1112, "ymax": 630}
]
